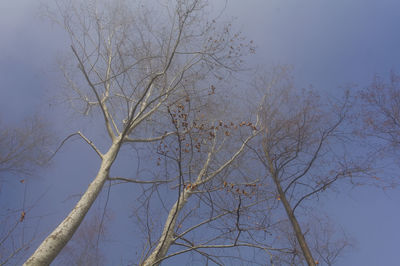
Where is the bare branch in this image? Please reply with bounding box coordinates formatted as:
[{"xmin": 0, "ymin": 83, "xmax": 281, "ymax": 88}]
[
  {"xmin": 48, "ymin": 131, "xmax": 103, "ymax": 162},
  {"xmin": 71, "ymin": 45, "xmax": 116, "ymax": 140},
  {"xmin": 107, "ymin": 177, "xmax": 171, "ymax": 185},
  {"xmin": 123, "ymin": 131, "xmax": 175, "ymax": 143}
]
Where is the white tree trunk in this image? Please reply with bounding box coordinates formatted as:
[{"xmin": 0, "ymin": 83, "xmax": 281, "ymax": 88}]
[
  {"xmin": 24, "ymin": 140, "xmax": 121, "ymax": 266},
  {"xmin": 142, "ymin": 191, "xmax": 190, "ymax": 266}
]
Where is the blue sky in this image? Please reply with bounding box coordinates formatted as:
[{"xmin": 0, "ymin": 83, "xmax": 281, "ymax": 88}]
[
  {"xmin": 225, "ymin": 1, "xmax": 400, "ymax": 265},
  {"xmin": 1, "ymin": 0, "xmax": 400, "ymax": 265}
]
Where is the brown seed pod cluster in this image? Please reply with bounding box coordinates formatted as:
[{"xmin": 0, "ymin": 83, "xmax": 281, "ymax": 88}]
[
  {"xmin": 221, "ymin": 180, "xmax": 260, "ymax": 198},
  {"xmin": 156, "ymin": 101, "xmax": 258, "ymax": 168},
  {"xmin": 184, "ymin": 183, "xmax": 198, "ymax": 191}
]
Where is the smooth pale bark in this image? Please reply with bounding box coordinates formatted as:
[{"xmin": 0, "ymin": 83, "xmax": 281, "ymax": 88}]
[
  {"xmin": 142, "ymin": 191, "xmax": 190, "ymax": 266},
  {"xmin": 24, "ymin": 140, "xmax": 121, "ymax": 266}
]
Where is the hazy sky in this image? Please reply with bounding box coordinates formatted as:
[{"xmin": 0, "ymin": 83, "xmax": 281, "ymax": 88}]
[{"xmin": 1, "ymin": 0, "xmax": 400, "ymax": 265}]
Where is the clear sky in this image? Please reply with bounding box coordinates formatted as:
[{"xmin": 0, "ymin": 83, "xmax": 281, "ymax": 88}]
[{"xmin": 1, "ymin": 0, "xmax": 400, "ymax": 265}]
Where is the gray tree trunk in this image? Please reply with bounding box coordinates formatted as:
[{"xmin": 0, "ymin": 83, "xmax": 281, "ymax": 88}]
[{"xmin": 271, "ymin": 172, "xmax": 316, "ymax": 266}]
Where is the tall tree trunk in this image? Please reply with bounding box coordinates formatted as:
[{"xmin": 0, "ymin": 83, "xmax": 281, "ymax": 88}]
[
  {"xmin": 142, "ymin": 191, "xmax": 190, "ymax": 266},
  {"xmin": 24, "ymin": 140, "xmax": 121, "ymax": 266},
  {"xmin": 271, "ymin": 173, "xmax": 316, "ymax": 266}
]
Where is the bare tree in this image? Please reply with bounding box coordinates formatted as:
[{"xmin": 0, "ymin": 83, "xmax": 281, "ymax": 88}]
[
  {"xmin": 247, "ymin": 67, "xmax": 365, "ymax": 266},
  {"xmin": 25, "ymin": 0, "xmax": 257, "ymax": 264},
  {"xmin": 25, "ymin": 1, "xmax": 369, "ymax": 264},
  {"xmin": 0, "ymin": 115, "xmax": 53, "ymax": 266},
  {"xmin": 134, "ymin": 96, "xmax": 268, "ymax": 265},
  {"xmin": 360, "ymin": 71, "xmax": 400, "ymax": 152},
  {"xmin": 0, "ymin": 116, "xmax": 52, "ymax": 179}
]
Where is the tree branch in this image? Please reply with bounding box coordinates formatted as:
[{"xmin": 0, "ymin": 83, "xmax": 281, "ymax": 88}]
[
  {"xmin": 48, "ymin": 132, "xmax": 103, "ymax": 162},
  {"xmin": 107, "ymin": 177, "xmax": 171, "ymax": 184},
  {"xmin": 123, "ymin": 132, "xmax": 175, "ymax": 143},
  {"xmin": 71, "ymin": 45, "xmax": 116, "ymax": 140}
]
